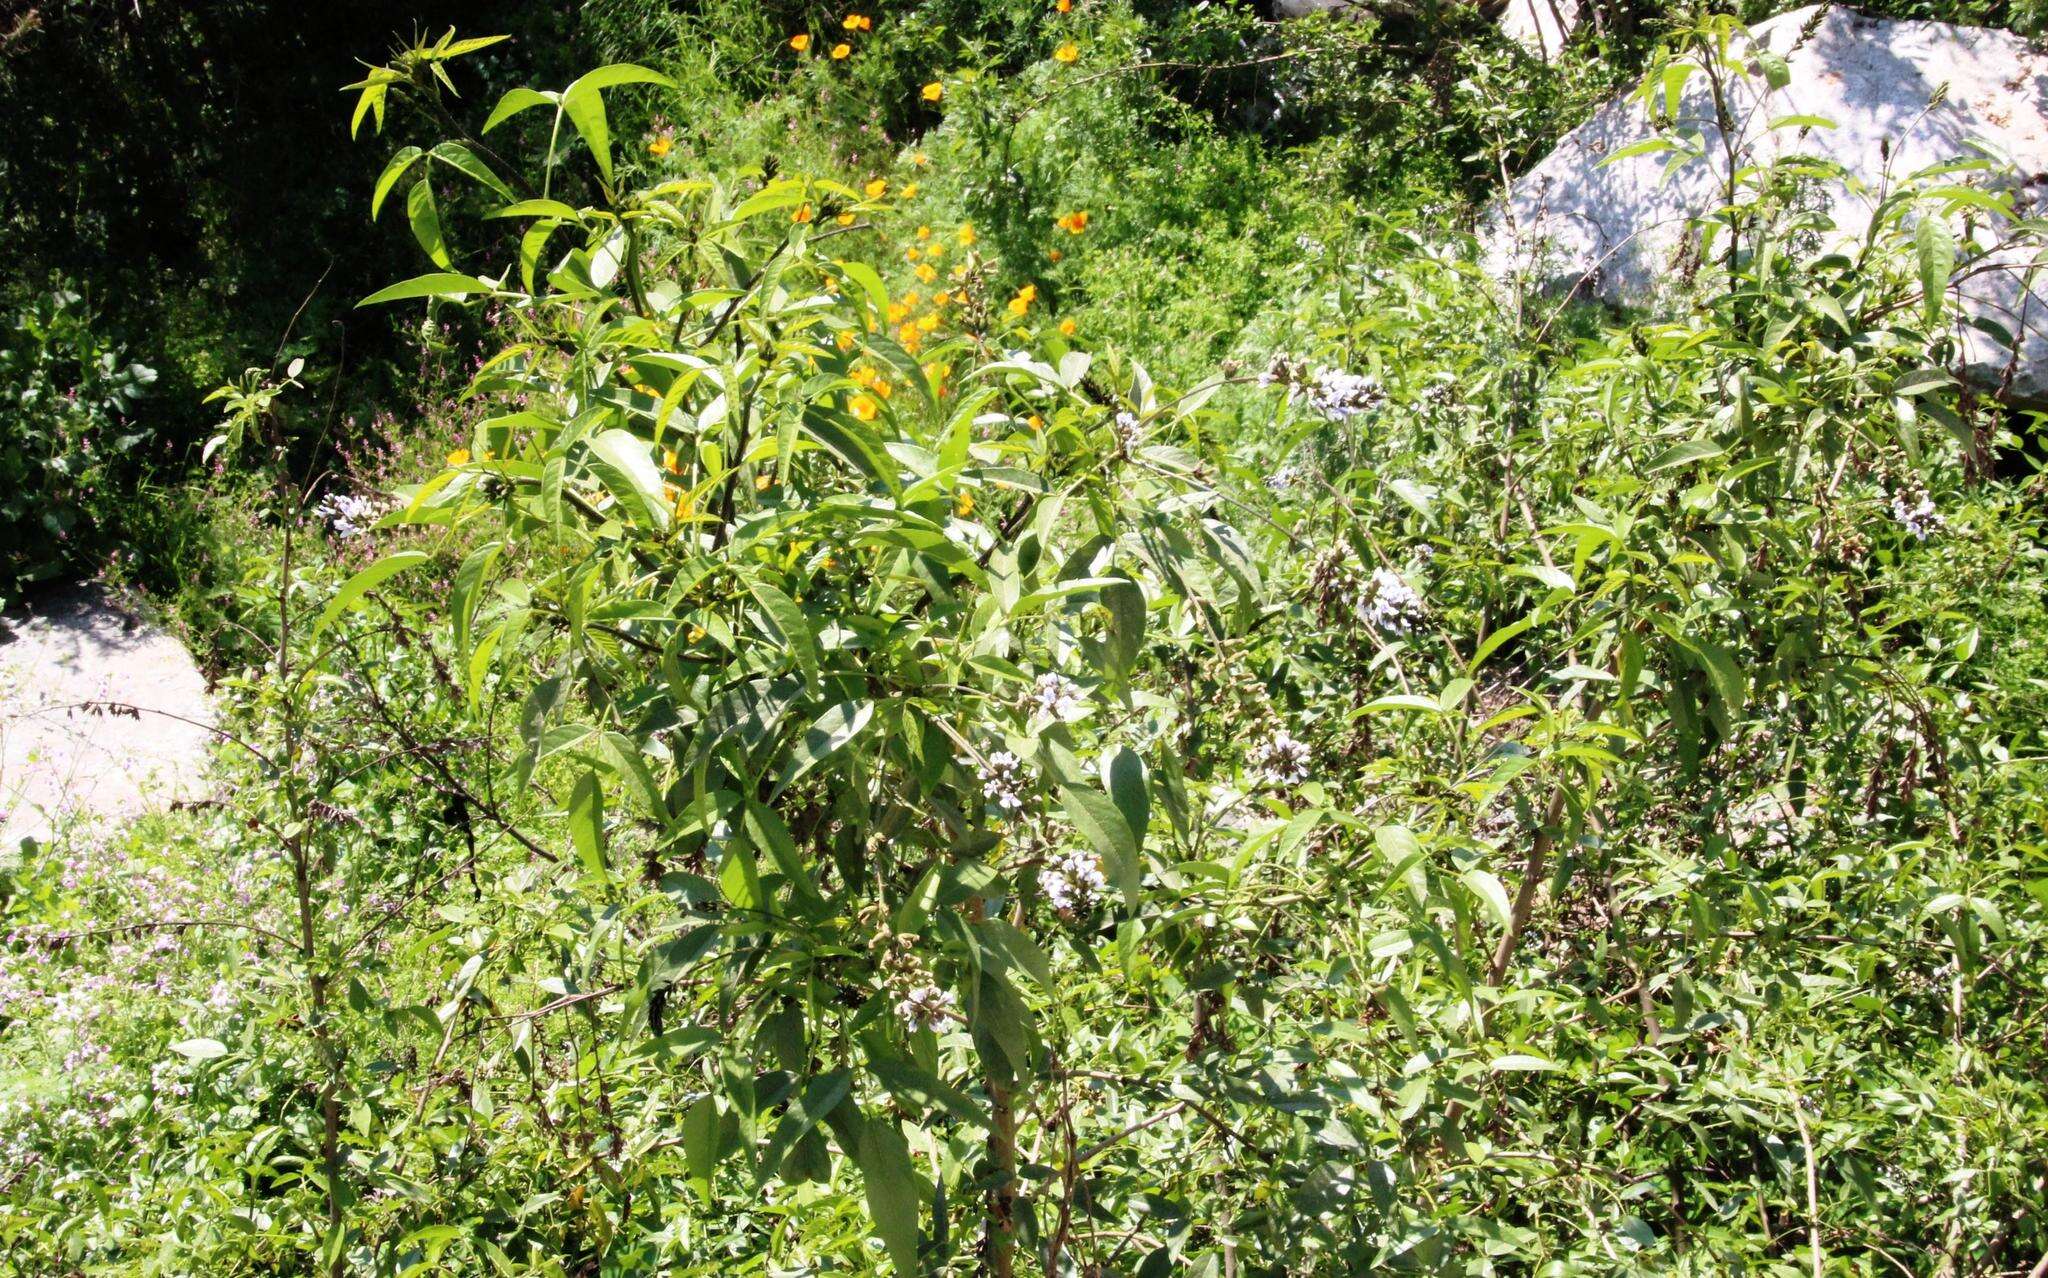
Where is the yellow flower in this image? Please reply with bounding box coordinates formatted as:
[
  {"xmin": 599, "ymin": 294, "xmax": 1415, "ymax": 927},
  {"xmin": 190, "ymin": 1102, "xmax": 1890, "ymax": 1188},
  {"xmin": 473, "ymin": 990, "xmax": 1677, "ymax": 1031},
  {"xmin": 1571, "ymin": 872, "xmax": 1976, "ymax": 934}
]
[
  {"xmin": 897, "ymin": 325, "xmax": 924, "ymax": 353},
  {"xmin": 915, "ymin": 263, "xmax": 937, "ymax": 283},
  {"xmin": 850, "ymin": 394, "xmax": 879, "ymax": 421},
  {"xmin": 1056, "ymin": 210, "xmax": 1090, "ymax": 234},
  {"xmin": 1007, "ymin": 296, "xmax": 1030, "ymax": 317},
  {"xmin": 446, "ymin": 448, "xmax": 471, "ymax": 466},
  {"xmin": 793, "ymin": 203, "xmax": 815, "ymax": 224},
  {"xmin": 663, "ymin": 449, "xmax": 679, "ymax": 472},
  {"xmin": 900, "ymin": 182, "xmax": 919, "ymax": 198},
  {"xmin": 836, "ymin": 330, "xmax": 857, "ymax": 352},
  {"xmin": 955, "ymin": 491, "xmax": 975, "ymax": 518},
  {"xmin": 957, "ymin": 223, "xmax": 977, "ymax": 246},
  {"xmin": 864, "ymin": 177, "xmax": 887, "ymax": 199},
  {"xmin": 1027, "ymin": 413, "xmax": 1045, "ymax": 431},
  {"xmin": 822, "ymin": 554, "xmax": 837, "ymax": 570},
  {"xmin": 932, "ymin": 290, "xmax": 951, "ymax": 306},
  {"xmin": 886, "ymin": 301, "xmax": 910, "ymax": 323},
  {"xmin": 903, "ymin": 290, "xmax": 922, "ymax": 307},
  {"xmin": 910, "ymin": 151, "xmax": 929, "ymax": 167},
  {"xmin": 647, "ymin": 134, "xmax": 673, "ymax": 158},
  {"xmin": 790, "ymin": 33, "xmax": 812, "ymax": 52},
  {"xmin": 1048, "ymin": 248, "xmax": 1063, "ymax": 262},
  {"xmin": 843, "ymin": 13, "xmax": 872, "ymax": 31},
  {"xmin": 917, "ymin": 312, "xmax": 940, "ymax": 334},
  {"xmin": 916, "ymin": 225, "xmax": 932, "ymax": 240},
  {"xmin": 926, "ymin": 243, "xmax": 946, "ymax": 259},
  {"xmin": 1059, "ymin": 318, "xmax": 1077, "ymax": 337},
  {"xmin": 1057, "ymin": 0, "xmax": 1073, "ymax": 11},
  {"xmin": 688, "ymin": 625, "xmax": 706, "ymax": 642},
  {"xmin": 836, "ymin": 211, "xmax": 856, "ymax": 226},
  {"xmin": 922, "ymin": 81, "xmax": 944, "ymax": 102},
  {"xmin": 830, "ymin": 42, "xmax": 851, "ymax": 59},
  {"xmin": 755, "ymin": 473, "xmax": 775, "ymax": 491},
  {"xmin": 1054, "ymin": 41, "xmax": 1079, "ymax": 63}
]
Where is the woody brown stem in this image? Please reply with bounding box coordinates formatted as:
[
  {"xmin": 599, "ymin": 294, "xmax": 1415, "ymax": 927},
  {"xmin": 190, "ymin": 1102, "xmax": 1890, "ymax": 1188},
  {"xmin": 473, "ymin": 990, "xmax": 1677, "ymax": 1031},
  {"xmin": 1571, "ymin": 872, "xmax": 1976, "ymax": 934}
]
[{"xmin": 1488, "ymin": 786, "xmax": 1569, "ymax": 987}]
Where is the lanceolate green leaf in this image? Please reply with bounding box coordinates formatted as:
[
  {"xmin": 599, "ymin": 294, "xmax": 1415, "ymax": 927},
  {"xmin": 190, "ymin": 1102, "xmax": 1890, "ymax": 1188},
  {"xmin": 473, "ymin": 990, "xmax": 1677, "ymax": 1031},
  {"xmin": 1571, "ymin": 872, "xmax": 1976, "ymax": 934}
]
[
  {"xmin": 406, "ymin": 178, "xmax": 450, "ymax": 268},
  {"xmin": 371, "ymin": 146, "xmax": 423, "ymax": 221},
  {"xmin": 1103, "ymin": 746, "xmax": 1149, "ymax": 861},
  {"xmin": 559, "ymin": 64, "xmax": 676, "ymax": 185},
  {"xmin": 1062, "ymin": 783, "xmax": 1139, "ymax": 906},
  {"xmin": 773, "ymin": 700, "xmax": 874, "ymax": 796},
  {"xmin": 744, "ymin": 575, "xmax": 821, "ymax": 684},
  {"xmin": 482, "ymin": 86, "xmax": 557, "ymax": 134},
  {"xmin": 429, "ymin": 140, "xmax": 513, "ymax": 201},
  {"xmin": 356, "ymin": 273, "xmax": 498, "ymax": 307},
  {"xmin": 743, "ymin": 798, "xmax": 829, "ymax": 917},
  {"xmin": 584, "ymin": 428, "xmax": 671, "ymax": 532},
  {"xmin": 1915, "ymin": 214, "xmax": 1955, "ymax": 323},
  {"xmin": 450, "ymin": 540, "xmax": 503, "ymax": 666},
  {"xmin": 568, "ymin": 770, "xmax": 606, "ymax": 877},
  {"xmin": 682, "ymin": 1096, "xmax": 722, "ymax": 1200},
  {"xmin": 315, "ymin": 550, "xmax": 431, "ymax": 636},
  {"xmin": 856, "ymin": 1116, "xmax": 921, "ymax": 1272}
]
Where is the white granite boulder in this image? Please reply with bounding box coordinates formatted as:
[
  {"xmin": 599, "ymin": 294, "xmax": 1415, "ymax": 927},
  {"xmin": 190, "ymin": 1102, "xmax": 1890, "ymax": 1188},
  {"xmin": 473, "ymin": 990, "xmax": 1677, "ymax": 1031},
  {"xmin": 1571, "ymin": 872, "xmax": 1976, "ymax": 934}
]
[
  {"xmin": 1, "ymin": 584, "xmax": 216, "ymax": 845},
  {"xmin": 1272, "ymin": 0, "xmax": 1372, "ymax": 18},
  {"xmin": 1483, "ymin": 5, "xmax": 2048, "ymax": 400},
  {"xmin": 1499, "ymin": 0, "xmax": 1584, "ymax": 61},
  {"xmin": 1276, "ymin": 0, "xmax": 1583, "ymax": 57}
]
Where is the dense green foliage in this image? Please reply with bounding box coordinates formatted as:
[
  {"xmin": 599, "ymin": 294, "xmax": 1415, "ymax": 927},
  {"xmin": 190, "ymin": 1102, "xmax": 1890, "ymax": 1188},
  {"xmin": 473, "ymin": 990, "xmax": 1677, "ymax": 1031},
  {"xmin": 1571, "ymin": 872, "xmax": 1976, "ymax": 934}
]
[{"xmin": 3, "ymin": 3, "xmax": 2047, "ymax": 1275}]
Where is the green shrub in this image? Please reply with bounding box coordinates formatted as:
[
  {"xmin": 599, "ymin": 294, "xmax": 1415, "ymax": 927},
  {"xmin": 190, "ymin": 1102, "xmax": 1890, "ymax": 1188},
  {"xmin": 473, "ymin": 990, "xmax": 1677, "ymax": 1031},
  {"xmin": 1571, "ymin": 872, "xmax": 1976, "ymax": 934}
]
[
  {"xmin": 0, "ymin": 287, "xmax": 158, "ymax": 603},
  {"xmin": 3, "ymin": 8, "xmax": 2047, "ymax": 1276}
]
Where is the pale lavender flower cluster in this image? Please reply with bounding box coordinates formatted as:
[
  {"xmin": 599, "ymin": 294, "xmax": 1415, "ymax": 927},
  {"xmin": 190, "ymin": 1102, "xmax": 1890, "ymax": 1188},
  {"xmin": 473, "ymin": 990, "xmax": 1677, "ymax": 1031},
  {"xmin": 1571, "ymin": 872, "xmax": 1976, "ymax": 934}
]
[
  {"xmin": 1041, "ymin": 847, "xmax": 1108, "ymax": 915},
  {"xmin": 312, "ymin": 491, "xmax": 388, "ymax": 540},
  {"xmin": 1360, "ymin": 566, "xmax": 1427, "ymax": 634},
  {"xmin": 1890, "ymin": 490, "xmax": 1944, "ymax": 540},
  {"xmin": 1256, "ymin": 731, "xmax": 1314, "ymax": 787},
  {"xmin": 1113, "ymin": 411, "xmax": 1143, "ymax": 453},
  {"xmin": 1307, "ymin": 369, "xmax": 1387, "ymax": 422},
  {"xmin": 1027, "ymin": 673, "xmax": 1086, "ymax": 721},
  {"xmin": 895, "ymin": 982, "xmax": 958, "ymax": 1033},
  {"xmin": 1259, "ymin": 353, "xmax": 1306, "ymax": 387},
  {"xmin": 978, "ymin": 751, "xmax": 1032, "ymax": 815}
]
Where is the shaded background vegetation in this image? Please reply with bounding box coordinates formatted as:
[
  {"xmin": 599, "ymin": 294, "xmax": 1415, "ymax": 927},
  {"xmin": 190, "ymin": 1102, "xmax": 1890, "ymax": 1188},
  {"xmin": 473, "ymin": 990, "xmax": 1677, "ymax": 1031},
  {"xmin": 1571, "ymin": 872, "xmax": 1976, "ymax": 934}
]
[{"xmin": 1, "ymin": 1, "xmax": 2046, "ymax": 1273}]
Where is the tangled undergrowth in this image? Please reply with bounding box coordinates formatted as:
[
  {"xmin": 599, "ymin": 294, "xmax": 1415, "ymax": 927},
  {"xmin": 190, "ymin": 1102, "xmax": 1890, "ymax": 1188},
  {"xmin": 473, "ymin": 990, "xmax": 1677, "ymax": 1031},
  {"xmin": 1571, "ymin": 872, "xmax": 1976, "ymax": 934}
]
[{"xmin": 2, "ymin": 5, "xmax": 2046, "ymax": 1276}]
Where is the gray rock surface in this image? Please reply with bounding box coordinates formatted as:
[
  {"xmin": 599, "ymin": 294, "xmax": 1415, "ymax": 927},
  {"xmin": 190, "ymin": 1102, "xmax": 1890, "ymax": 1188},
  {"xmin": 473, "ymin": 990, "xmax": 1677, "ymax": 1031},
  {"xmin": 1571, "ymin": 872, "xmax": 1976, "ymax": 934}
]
[
  {"xmin": 1272, "ymin": 0, "xmax": 1372, "ymax": 17},
  {"xmin": 1, "ymin": 584, "xmax": 216, "ymax": 846},
  {"xmin": 1499, "ymin": 0, "xmax": 1583, "ymax": 60},
  {"xmin": 1275, "ymin": 0, "xmax": 1581, "ymax": 58},
  {"xmin": 1483, "ymin": 5, "xmax": 2048, "ymax": 400}
]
